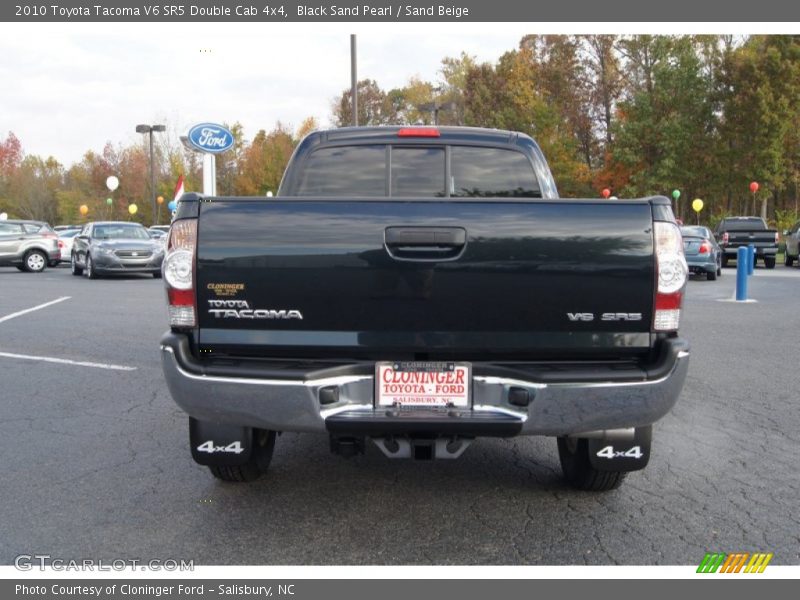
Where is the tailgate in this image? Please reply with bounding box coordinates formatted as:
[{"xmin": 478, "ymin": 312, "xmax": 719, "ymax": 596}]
[
  {"xmin": 196, "ymin": 199, "xmax": 656, "ymax": 360},
  {"xmin": 726, "ymin": 231, "xmax": 777, "ymax": 246}
]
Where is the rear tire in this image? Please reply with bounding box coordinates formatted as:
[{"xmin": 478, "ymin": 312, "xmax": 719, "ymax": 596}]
[
  {"xmin": 764, "ymin": 256, "xmax": 776, "ymax": 269},
  {"xmin": 208, "ymin": 429, "xmax": 277, "ymax": 483},
  {"xmin": 22, "ymin": 250, "xmax": 47, "ymax": 273},
  {"xmin": 707, "ymin": 269, "xmax": 717, "ymax": 281},
  {"xmin": 557, "ymin": 436, "xmax": 627, "ymax": 491},
  {"xmin": 783, "ymin": 252, "xmax": 794, "ymax": 267}
]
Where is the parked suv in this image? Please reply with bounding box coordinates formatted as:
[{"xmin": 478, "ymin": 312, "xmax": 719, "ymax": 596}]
[
  {"xmin": 0, "ymin": 219, "xmax": 60, "ymax": 272},
  {"xmin": 783, "ymin": 221, "xmax": 800, "ymax": 267}
]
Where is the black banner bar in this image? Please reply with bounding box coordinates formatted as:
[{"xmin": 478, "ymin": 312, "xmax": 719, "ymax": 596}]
[
  {"xmin": 4, "ymin": 0, "xmax": 800, "ymax": 22},
  {"xmin": 3, "ymin": 579, "xmax": 798, "ymax": 600}
]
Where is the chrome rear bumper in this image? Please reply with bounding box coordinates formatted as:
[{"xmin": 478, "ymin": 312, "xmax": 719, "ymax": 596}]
[{"xmin": 160, "ymin": 335, "xmax": 689, "ymax": 437}]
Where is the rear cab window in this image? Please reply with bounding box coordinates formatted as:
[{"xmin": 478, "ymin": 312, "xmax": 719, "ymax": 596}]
[
  {"xmin": 450, "ymin": 146, "xmax": 540, "ymax": 197},
  {"xmin": 720, "ymin": 218, "xmax": 767, "ymax": 231},
  {"xmin": 295, "ymin": 145, "xmax": 386, "ymax": 197},
  {"xmin": 293, "ymin": 143, "xmax": 541, "ymax": 198}
]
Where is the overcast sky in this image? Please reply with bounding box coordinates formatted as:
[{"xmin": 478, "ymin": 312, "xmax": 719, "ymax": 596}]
[{"xmin": 0, "ymin": 23, "xmax": 541, "ymax": 166}]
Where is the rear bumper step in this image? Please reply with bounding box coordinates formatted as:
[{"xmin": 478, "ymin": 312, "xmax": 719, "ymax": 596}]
[{"xmin": 325, "ymin": 408, "xmax": 523, "ymax": 437}]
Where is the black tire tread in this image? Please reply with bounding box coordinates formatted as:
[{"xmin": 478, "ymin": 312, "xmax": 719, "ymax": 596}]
[
  {"xmin": 557, "ymin": 437, "xmax": 628, "ymax": 492},
  {"xmin": 208, "ymin": 463, "xmax": 262, "ymax": 482},
  {"xmin": 205, "ymin": 429, "xmax": 276, "ymax": 483}
]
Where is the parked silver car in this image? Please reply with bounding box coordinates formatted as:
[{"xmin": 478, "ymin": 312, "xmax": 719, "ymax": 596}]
[
  {"xmin": 57, "ymin": 228, "xmax": 82, "ymax": 264},
  {"xmin": 0, "ymin": 219, "xmax": 61, "ymax": 272},
  {"xmin": 70, "ymin": 221, "xmax": 164, "ymax": 279}
]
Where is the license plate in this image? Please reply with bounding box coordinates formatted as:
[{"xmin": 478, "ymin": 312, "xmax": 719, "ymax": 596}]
[{"xmin": 375, "ymin": 361, "xmax": 471, "ymax": 408}]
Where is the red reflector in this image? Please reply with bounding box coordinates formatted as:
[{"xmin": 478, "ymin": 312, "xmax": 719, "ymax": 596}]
[
  {"xmin": 168, "ymin": 288, "xmax": 194, "ymax": 306},
  {"xmin": 656, "ymin": 291, "xmax": 682, "ymax": 310},
  {"xmin": 398, "ymin": 127, "xmax": 440, "ymax": 138}
]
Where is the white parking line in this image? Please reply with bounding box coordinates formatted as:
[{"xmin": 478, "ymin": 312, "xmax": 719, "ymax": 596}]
[
  {"xmin": 0, "ymin": 296, "xmax": 71, "ymax": 324},
  {"xmin": 0, "ymin": 351, "xmax": 137, "ymax": 371}
]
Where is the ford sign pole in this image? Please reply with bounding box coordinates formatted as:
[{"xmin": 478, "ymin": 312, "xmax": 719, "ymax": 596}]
[
  {"xmin": 136, "ymin": 124, "xmax": 166, "ymax": 226},
  {"xmin": 185, "ymin": 123, "xmax": 235, "ymax": 196}
]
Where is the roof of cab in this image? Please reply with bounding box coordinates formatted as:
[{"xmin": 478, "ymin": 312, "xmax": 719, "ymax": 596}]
[{"xmin": 315, "ymin": 126, "xmax": 518, "ymax": 146}]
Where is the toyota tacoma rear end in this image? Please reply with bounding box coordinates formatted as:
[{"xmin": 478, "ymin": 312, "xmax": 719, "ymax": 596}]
[{"xmin": 160, "ymin": 126, "xmax": 690, "ymax": 491}]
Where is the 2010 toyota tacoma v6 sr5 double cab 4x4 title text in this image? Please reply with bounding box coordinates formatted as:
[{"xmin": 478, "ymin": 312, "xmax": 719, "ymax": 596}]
[{"xmin": 159, "ymin": 126, "xmax": 690, "ymax": 491}]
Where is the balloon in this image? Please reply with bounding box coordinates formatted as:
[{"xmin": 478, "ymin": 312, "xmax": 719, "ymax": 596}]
[
  {"xmin": 0, "ymin": 212, "xmax": 7, "ymax": 220},
  {"xmin": 157, "ymin": 195, "xmax": 164, "ymax": 204},
  {"xmin": 749, "ymin": 181, "xmax": 759, "ymax": 194},
  {"xmin": 106, "ymin": 197, "xmax": 113, "ymax": 205},
  {"xmin": 128, "ymin": 204, "xmax": 138, "ymax": 215},
  {"xmin": 106, "ymin": 176, "xmax": 119, "ymax": 192},
  {"xmin": 672, "ymin": 189, "xmax": 681, "ymax": 200},
  {"xmin": 692, "ymin": 199, "xmax": 704, "ymax": 213},
  {"xmin": 167, "ymin": 200, "xmax": 177, "ymax": 211},
  {"xmin": 79, "ymin": 205, "xmax": 89, "ymax": 216},
  {"xmin": 601, "ymin": 188, "xmax": 611, "ymax": 199}
]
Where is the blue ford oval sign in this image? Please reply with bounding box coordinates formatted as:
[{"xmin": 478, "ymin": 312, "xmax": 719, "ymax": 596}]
[{"xmin": 187, "ymin": 123, "xmax": 234, "ymax": 154}]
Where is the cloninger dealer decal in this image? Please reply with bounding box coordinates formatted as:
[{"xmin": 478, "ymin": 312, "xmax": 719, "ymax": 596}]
[{"xmin": 208, "ymin": 300, "xmax": 302, "ymax": 320}]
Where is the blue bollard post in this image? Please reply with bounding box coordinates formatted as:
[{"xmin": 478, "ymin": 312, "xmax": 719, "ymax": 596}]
[
  {"xmin": 747, "ymin": 244, "xmax": 755, "ymax": 275},
  {"xmin": 736, "ymin": 247, "xmax": 748, "ymax": 301}
]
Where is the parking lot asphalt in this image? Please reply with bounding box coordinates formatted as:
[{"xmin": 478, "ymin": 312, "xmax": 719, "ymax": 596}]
[{"xmin": 0, "ymin": 264, "xmax": 798, "ymax": 566}]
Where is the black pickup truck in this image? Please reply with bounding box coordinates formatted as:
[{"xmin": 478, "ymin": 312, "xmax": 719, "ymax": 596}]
[
  {"xmin": 714, "ymin": 216, "xmax": 779, "ymax": 269},
  {"xmin": 160, "ymin": 126, "xmax": 690, "ymax": 491}
]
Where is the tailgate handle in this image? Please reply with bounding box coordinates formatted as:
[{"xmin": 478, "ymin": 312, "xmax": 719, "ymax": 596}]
[{"xmin": 385, "ymin": 227, "xmax": 466, "ymax": 248}]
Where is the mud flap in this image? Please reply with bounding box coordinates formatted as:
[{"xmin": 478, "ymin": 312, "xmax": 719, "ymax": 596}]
[
  {"xmin": 189, "ymin": 417, "xmax": 254, "ymax": 466},
  {"xmin": 587, "ymin": 425, "xmax": 652, "ymax": 472}
]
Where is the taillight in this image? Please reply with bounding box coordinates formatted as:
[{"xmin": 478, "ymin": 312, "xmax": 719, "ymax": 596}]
[
  {"xmin": 654, "ymin": 221, "xmax": 688, "ymax": 332},
  {"xmin": 721, "ymin": 232, "xmax": 729, "ymax": 245},
  {"xmin": 164, "ymin": 219, "xmax": 197, "ymax": 328},
  {"xmin": 698, "ymin": 241, "xmax": 711, "ymax": 254},
  {"xmin": 58, "ymin": 240, "xmax": 64, "ymax": 249},
  {"xmin": 398, "ymin": 127, "xmax": 440, "ymax": 137}
]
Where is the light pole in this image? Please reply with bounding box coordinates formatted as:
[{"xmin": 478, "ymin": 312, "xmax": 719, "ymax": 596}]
[
  {"xmin": 135, "ymin": 124, "xmax": 165, "ymax": 225},
  {"xmin": 418, "ymin": 87, "xmax": 457, "ymax": 126},
  {"xmin": 350, "ymin": 34, "xmax": 358, "ymax": 126}
]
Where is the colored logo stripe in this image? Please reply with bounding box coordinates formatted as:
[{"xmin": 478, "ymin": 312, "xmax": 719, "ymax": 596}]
[
  {"xmin": 697, "ymin": 553, "xmax": 726, "ymax": 573},
  {"xmin": 745, "ymin": 553, "xmax": 773, "ymax": 573},
  {"xmin": 697, "ymin": 552, "xmax": 773, "ymax": 573}
]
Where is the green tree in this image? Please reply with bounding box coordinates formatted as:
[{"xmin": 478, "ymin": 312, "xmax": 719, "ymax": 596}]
[{"xmin": 332, "ymin": 79, "xmax": 401, "ymax": 127}]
